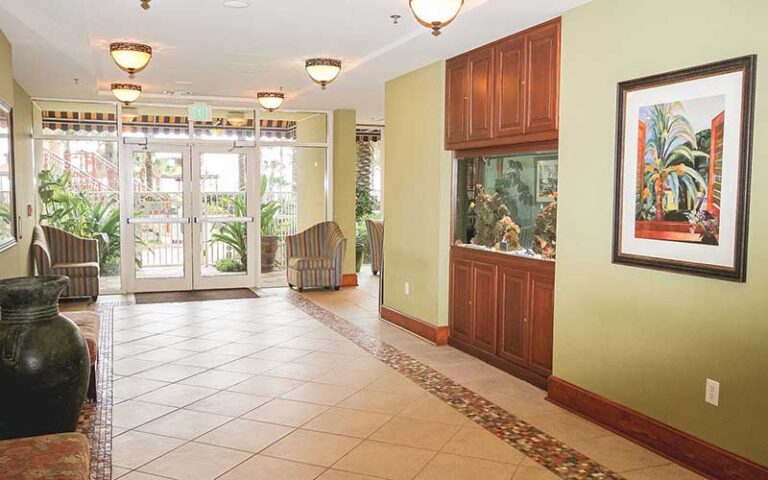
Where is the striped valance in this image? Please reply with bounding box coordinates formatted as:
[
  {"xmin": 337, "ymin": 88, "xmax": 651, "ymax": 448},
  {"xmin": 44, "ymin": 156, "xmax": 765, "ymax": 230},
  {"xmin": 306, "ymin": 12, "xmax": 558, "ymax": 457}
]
[{"xmin": 356, "ymin": 127, "xmax": 382, "ymax": 143}]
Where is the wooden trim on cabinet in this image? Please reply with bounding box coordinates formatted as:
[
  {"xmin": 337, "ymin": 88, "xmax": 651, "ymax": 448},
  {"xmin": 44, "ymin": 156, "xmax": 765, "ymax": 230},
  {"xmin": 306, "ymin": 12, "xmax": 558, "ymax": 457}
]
[
  {"xmin": 547, "ymin": 377, "xmax": 768, "ymax": 480},
  {"xmin": 455, "ymin": 139, "xmax": 559, "ymax": 159},
  {"xmin": 381, "ymin": 306, "xmax": 449, "ymax": 345}
]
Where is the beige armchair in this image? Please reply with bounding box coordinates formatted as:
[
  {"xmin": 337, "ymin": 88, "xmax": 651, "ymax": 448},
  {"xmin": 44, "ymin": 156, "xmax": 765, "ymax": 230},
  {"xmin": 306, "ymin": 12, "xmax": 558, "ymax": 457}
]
[
  {"xmin": 32, "ymin": 225, "xmax": 100, "ymax": 300},
  {"xmin": 286, "ymin": 221, "xmax": 346, "ymax": 291}
]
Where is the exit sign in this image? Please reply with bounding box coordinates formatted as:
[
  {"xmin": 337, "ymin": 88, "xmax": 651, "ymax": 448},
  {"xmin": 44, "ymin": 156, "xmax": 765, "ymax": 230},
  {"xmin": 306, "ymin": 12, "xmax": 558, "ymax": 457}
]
[{"xmin": 188, "ymin": 103, "xmax": 212, "ymax": 122}]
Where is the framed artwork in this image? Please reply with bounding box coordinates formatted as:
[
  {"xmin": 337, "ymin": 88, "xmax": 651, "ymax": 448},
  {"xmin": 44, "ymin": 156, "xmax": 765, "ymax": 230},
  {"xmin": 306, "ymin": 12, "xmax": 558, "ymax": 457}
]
[
  {"xmin": 536, "ymin": 158, "xmax": 558, "ymax": 203},
  {"xmin": 613, "ymin": 55, "xmax": 756, "ymax": 281},
  {"xmin": 0, "ymin": 97, "xmax": 17, "ymax": 253}
]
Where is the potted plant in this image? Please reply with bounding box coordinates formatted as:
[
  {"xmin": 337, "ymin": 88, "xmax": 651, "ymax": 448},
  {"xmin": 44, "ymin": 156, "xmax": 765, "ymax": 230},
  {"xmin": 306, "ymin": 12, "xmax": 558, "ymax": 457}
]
[
  {"xmin": 210, "ymin": 195, "xmax": 247, "ymax": 272},
  {"xmin": 260, "ymin": 176, "xmax": 281, "ymax": 273}
]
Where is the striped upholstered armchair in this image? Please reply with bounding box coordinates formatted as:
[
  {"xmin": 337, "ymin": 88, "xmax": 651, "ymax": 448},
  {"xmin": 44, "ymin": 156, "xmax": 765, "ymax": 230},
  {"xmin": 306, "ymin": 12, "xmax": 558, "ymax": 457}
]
[
  {"xmin": 365, "ymin": 219, "xmax": 384, "ymax": 275},
  {"xmin": 286, "ymin": 221, "xmax": 346, "ymax": 292},
  {"xmin": 32, "ymin": 225, "xmax": 100, "ymax": 300}
]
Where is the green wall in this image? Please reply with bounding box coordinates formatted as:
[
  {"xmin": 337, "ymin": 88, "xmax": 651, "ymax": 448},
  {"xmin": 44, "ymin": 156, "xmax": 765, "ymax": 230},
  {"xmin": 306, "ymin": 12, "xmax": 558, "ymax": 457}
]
[
  {"xmin": 383, "ymin": 61, "xmax": 452, "ymax": 326},
  {"xmin": 333, "ymin": 109, "xmax": 357, "ymax": 276},
  {"xmin": 555, "ymin": 0, "xmax": 768, "ymax": 464},
  {"xmin": 0, "ymin": 31, "xmax": 35, "ymax": 279}
]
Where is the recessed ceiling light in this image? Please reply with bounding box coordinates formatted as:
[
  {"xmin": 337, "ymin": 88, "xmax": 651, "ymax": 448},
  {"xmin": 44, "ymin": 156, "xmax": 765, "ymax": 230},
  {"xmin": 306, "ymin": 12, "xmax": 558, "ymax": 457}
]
[{"xmin": 223, "ymin": 0, "xmax": 250, "ymax": 8}]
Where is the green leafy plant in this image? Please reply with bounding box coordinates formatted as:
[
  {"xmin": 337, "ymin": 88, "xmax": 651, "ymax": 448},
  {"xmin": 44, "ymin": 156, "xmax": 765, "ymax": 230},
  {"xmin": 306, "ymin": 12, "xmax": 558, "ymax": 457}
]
[
  {"xmin": 210, "ymin": 194, "xmax": 247, "ymax": 272},
  {"xmin": 214, "ymin": 258, "xmax": 245, "ymax": 273},
  {"xmin": 260, "ymin": 175, "xmax": 281, "ymax": 236},
  {"xmin": 355, "ymin": 141, "xmax": 379, "ymax": 220},
  {"xmin": 37, "ymin": 169, "xmax": 124, "ymax": 275}
]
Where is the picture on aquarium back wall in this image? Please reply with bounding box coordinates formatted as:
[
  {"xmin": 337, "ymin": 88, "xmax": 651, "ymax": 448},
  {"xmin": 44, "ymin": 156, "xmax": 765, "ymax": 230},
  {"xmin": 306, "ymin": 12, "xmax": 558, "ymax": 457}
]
[{"xmin": 613, "ymin": 56, "xmax": 756, "ymax": 282}]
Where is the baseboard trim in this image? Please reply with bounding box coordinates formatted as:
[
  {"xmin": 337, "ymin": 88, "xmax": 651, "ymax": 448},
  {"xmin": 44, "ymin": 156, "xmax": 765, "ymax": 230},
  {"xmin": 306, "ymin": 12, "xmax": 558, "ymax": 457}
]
[
  {"xmin": 341, "ymin": 274, "xmax": 358, "ymax": 287},
  {"xmin": 380, "ymin": 306, "xmax": 449, "ymax": 345},
  {"xmin": 547, "ymin": 377, "xmax": 768, "ymax": 480}
]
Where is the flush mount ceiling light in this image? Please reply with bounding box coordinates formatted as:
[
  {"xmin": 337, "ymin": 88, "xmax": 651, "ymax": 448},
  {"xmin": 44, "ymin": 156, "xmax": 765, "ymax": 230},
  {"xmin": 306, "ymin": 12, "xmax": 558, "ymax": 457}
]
[
  {"xmin": 257, "ymin": 91, "xmax": 285, "ymax": 112},
  {"xmin": 111, "ymin": 83, "xmax": 142, "ymax": 105},
  {"xmin": 223, "ymin": 0, "xmax": 250, "ymax": 7},
  {"xmin": 110, "ymin": 42, "xmax": 152, "ymax": 78},
  {"xmin": 140, "ymin": 0, "xmax": 151, "ymax": 10},
  {"xmin": 305, "ymin": 58, "xmax": 342, "ymax": 89},
  {"xmin": 409, "ymin": 0, "xmax": 464, "ymax": 36},
  {"xmin": 227, "ymin": 111, "xmax": 248, "ymax": 127}
]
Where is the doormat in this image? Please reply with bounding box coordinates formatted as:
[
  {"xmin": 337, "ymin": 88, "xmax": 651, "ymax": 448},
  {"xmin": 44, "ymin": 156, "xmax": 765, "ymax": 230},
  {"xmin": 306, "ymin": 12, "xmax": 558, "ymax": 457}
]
[{"xmin": 135, "ymin": 288, "xmax": 259, "ymax": 304}]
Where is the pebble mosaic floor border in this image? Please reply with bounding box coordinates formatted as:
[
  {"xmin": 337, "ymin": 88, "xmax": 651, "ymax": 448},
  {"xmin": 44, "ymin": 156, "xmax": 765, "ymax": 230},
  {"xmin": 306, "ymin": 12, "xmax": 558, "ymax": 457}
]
[{"xmin": 285, "ymin": 290, "xmax": 626, "ymax": 480}]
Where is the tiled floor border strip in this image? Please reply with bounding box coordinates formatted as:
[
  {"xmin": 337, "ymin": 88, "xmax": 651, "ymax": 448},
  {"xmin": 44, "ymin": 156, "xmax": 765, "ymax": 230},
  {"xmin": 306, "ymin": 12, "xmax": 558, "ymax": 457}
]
[{"xmin": 286, "ymin": 291, "xmax": 625, "ymax": 480}]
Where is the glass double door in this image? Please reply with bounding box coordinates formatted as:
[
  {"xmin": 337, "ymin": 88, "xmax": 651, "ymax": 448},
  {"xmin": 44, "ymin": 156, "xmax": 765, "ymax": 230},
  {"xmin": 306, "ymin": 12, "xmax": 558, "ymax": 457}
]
[{"xmin": 122, "ymin": 144, "xmax": 257, "ymax": 292}]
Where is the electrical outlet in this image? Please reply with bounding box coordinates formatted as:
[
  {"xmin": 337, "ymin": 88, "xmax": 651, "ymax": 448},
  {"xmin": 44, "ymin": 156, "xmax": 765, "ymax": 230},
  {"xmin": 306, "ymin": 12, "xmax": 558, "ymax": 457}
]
[
  {"xmin": 404, "ymin": 281, "xmax": 411, "ymax": 296},
  {"xmin": 705, "ymin": 378, "xmax": 720, "ymax": 406}
]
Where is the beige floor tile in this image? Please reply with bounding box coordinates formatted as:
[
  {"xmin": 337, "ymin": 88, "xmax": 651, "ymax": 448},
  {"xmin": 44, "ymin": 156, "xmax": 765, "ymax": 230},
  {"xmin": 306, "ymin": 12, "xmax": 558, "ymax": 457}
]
[
  {"xmin": 110, "ymin": 466, "xmax": 131, "ymax": 479},
  {"xmin": 567, "ymin": 434, "xmax": 670, "ymax": 472},
  {"xmin": 317, "ymin": 470, "xmax": 383, "ymax": 480},
  {"xmin": 114, "ymin": 358, "xmax": 163, "ymax": 376},
  {"xmin": 304, "ymin": 407, "xmax": 392, "ymax": 438},
  {"xmin": 140, "ymin": 442, "xmax": 251, "ymax": 480},
  {"xmin": 511, "ymin": 465, "xmax": 561, "ymax": 479},
  {"xmin": 366, "ymin": 373, "xmax": 425, "ymax": 396},
  {"xmin": 186, "ymin": 391, "xmax": 272, "ymax": 417},
  {"xmin": 228, "ymin": 375, "xmax": 305, "ymax": 396},
  {"xmin": 399, "ymin": 395, "xmax": 468, "ymax": 426},
  {"xmin": 338, "ymin": 389, "xmax": 421, "ymax": 415},
  {"xmin": 312, "ymin": 368, "xmax": 383, "ymax": 388},
  {"xmin": 415, "ymin": 453, "xmax": 519, "ymax": 480},
  {"xmin": 112, "ymin": 430, "xmax": 186, "ymax": 469},
  {"xmin": 173, "ymin": 352, "xmax": 241, "ymax": 369},
  {"xmin": 112, "ymin": 400, "xmax": 176, "ymax": 429},
  {"xmin": 281, "ymin": 382, "xmax": 359, "ymax": 406},
  {"xmin": 622, "ymin": 464, "xmax": 706, "ymax": 480},
  {"xmin": 218, "ymin": 454, "xmax": 325, "ymax": 480},
  {"xmin": 137, "ymin": 409, "xmax": 231, "ymax": 440},
  {"xmin": 198, "ymin": 418, "xmax": 294, "ymax": 452},
  {"xmin": 135, "ymin": 383, "xmax": 217, "ymax": 408},
  {"xmin": 119, "ymin": 472, "xmax": 171, "ymax": 480},
  {"xmin": 178, "ymin": 369, "xmax": 253, "ymax": 389},
  {"xmin": 263, "ymin": 362, "xmax": 332, "ymax": 381},
  {"xmin": 135, "ymin": 364, "xmax": 207, "ymax": 383},
  {"xmin": 441, "ymin": 427, "xmax": 524, "ymax": 464},
  {"xmin": 243, "ymin": 399, "xmax": 329, "ymax": 427},
  {"xmin": 262, "ymin": 429, "xmax": 361, "ymax": 467},
  {"xmin": 334, "ymin": 441, "xmax": 436, "ymax": 480},
  {"xmin": 219, "ymin": 357, "xmax": 285, "ymax": 375},
  {"xmin": 526, "ymin": 412, "xmax": 611, "ymax": 443},
  {"xmin": 370, "ymin": 416, "xmax": 460, "ymax": 450},
  {"xmin": 113, "ymin": 377, "xmax": 169, "ymax": 400},
  {"xmin": 294, "ymin": 351, "xmax": 361, "ymax": 367},
  {"xmin": 249, "ymin": 347, "xmax": 311, "ymax": 362},
  {"xmin": 172, "ymin": 338, "xmax": 225, "ymax": 352},
  {"xmin": 132, "ymin": 348, "xmax": 196, "ymax": 363}
]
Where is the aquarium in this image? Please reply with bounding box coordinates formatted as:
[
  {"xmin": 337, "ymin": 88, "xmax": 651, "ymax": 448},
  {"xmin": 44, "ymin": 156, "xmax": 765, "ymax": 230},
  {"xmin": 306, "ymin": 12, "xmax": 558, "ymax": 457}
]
[{"xmin": 454, "ymin": 151, "xmax": 558, "ymax": 260}]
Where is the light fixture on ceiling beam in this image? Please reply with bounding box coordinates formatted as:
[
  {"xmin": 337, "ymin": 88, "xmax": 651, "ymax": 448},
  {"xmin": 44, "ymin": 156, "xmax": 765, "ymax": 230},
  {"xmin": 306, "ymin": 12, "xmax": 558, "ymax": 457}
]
[
  {"xmin": 409, "ymin": 0, "xmax": 464, "ymax": 36},
  {"xmin": 141, "ymin": 0, "xmax": 151, "ymax": 10},
  {"xmin": 305, "ymin": 58, "xmax": 342, "ymax": 89},
  {"xmin": 111, "ymin": 83, "xmax": 142, "ymax": 105},
  {"xmin": 110, "ymin": 42, "xmax": 152, "ymax": 78},
  {"xmin": 257, "ymin": 90, "xmax": 285, "ymax": 112}
]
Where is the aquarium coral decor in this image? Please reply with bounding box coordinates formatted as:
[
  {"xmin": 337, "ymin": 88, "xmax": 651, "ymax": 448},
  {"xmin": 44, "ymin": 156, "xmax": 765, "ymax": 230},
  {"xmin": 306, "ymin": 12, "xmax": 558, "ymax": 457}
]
[
  {"xmin": 533, "ymin": 199, "xmax": 557, "ymax": 259},
  {"xmin": 470, "ymin": 184, "xmax": 510, "ymax": 248}
]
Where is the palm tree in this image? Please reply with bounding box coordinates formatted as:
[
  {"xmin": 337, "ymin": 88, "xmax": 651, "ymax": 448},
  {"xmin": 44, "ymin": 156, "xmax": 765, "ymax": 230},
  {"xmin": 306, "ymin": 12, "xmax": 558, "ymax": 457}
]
[{"xmin": 639, "ymin": 102, "xmax": 709, "ymax": 221}]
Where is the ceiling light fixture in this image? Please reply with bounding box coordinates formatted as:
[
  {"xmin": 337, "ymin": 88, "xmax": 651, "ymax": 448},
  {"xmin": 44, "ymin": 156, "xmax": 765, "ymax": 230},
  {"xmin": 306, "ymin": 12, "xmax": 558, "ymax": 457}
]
[
  {"xmin": 223, "ymin": 0, "xmax": 250, "ymax": 8},
  {"xmin": 110, "ymin": 42, "xmax": 153, "ymax": 78},
  {"xmin": 227, "ymin": 112, "xmax": 248, "ymax": 127},
  {"xmin": 305, "ymin": 58, "xmax": 342, "ymax": 89},
  {"xmin": 257, "ymin": 91, "xmax": 285, "ymax": 112},
  {"xmin": 111, "ymin": 83, "xmax": 142, "ymax": 105},
  {"xmin": 140, "ymin": 0, "xmax": 151, "ymax": 10},
  {"xmin": 409, "ymin": 0, "xmax": 464, "ymax": 36}
]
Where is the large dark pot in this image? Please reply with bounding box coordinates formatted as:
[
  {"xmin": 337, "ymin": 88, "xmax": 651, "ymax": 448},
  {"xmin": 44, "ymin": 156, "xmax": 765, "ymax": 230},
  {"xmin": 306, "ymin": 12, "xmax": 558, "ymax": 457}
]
[
  {"xmin": 0, "ymin": 276, "xmax": 90, "ymax": 440},
  {"xmin": 261, "ymin": 236, "xmax": 279, "ymax": 273}
]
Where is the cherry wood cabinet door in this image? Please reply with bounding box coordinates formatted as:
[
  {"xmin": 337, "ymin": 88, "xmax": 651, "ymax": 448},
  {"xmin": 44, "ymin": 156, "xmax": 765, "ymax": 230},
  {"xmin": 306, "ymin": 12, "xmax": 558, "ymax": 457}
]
[
  {"xmin": 445, "ymin": 57, "xmax": 469, "ymax": 147},
  {"xmin": 497, "ymin": 267, "xmax": 528, "ymax": 366},
  {"xmin": 450, "ymin": 258, "xmax": 473, "ymax": 343},
  {"xmin": 525, "ymin": 21, "xmax": 560, "ymax": 135},
  {"xmin": 527, "ymin": 270, "xmax": 555, "ymax": 376},
  {"xmin": 471, "ymin": 261, "xmax": 498, "ymax": 353},
  {"xmin": 494, "ymin": 36, "xmax": 526, "ymax": 139},
  {"xmin": 467, "ymin": 48, "xmax": 495, "ymax": 142}
]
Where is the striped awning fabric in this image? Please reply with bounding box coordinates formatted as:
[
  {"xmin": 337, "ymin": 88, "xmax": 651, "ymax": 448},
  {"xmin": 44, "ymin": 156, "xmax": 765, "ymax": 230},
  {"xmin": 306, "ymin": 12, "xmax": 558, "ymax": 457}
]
[
  {"xmin": 356, "ymin": 127, "xmax": 382, "ymax": 143},
  {"xmin": 42, "ymin": 111, "xmax": 297, "ymax": 139}
]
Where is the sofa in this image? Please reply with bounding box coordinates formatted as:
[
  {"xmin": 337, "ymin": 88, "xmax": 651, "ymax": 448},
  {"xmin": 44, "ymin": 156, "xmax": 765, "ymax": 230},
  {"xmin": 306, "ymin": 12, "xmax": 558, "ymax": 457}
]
[
  {"xmin": 286, "ymin": 221, "xmax": 347, "ymax": 291},
  {"xmin": 32, "ymin": 226, "xmax": 100, "ymax": 300},
  {"xmin": 365, "ymin": 219, "xmax": 384, "ymax": 275}
]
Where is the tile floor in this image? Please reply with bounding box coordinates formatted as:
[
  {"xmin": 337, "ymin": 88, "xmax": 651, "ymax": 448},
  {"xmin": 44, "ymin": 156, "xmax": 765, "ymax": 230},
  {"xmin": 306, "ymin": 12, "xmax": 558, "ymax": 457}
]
[{"xmin": 109, "ymin": 274, "xmax": 704, "ymax": 480}]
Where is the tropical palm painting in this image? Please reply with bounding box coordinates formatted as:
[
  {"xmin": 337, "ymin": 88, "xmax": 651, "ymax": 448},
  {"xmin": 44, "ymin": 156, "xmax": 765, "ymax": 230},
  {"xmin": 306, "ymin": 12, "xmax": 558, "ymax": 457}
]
[{"xmin": 635, "ymin": 95, "xmax": 725, "ymax": 245}]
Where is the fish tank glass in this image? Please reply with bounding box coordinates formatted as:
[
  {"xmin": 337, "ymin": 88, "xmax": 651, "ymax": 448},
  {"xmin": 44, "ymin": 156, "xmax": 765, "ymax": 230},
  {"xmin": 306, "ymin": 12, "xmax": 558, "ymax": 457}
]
[{"xmin": 454, "ymin": 151, "xmax": 558, "ymax": 260}]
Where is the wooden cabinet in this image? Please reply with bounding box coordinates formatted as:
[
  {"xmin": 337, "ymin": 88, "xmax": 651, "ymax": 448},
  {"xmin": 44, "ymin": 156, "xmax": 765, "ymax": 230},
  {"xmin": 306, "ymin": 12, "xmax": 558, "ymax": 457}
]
[
  {"xmin": 445, "ymin": 17, "xmax": 561, "ymax": 151},
  {"xmin": 449, "ymin": 247, "xmax": 555, "ymax": 389}
]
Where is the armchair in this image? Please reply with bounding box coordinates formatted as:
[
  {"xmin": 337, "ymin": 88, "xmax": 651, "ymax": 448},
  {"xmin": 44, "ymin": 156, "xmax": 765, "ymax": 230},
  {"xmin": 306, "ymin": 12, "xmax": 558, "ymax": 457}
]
[
  {"xmin": 286, "ymin": 221, "xmax": 346, "ymax": 291},
  {"xmin": 365, "ymin": 219, "xmax": 384, "ymax": 275},
  {"xmin": 32, "ymin": 225, "xmax": 100, "ymax": 300}
]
